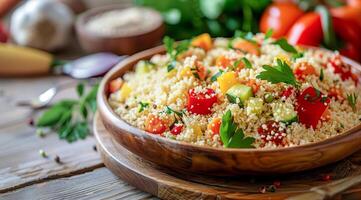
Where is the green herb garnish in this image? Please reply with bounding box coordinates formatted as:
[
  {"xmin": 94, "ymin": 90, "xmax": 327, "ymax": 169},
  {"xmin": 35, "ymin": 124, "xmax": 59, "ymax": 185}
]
[
  {"xmin": 220, "ymin": 110, "xmax": 255, "ymax": 148},
  {"xmin": 273, "ymin": 38, "xmax": 298, "ymax": 54},
  {"xmin": 320, "ymin": 68, "xmax": 324, "ymax": 81},
  {"xmin": 234, "ymin": 30, "xmax": 256, "ymax": 43},
  {"xmin": 138, "ymin": 102, "xmax": 149, "ymax": 113},
  {"xmin": 347, "ymin": 93, "xmax": 358, "ymax": 112},
  {"xmin": 163, "ymin": 36, "xmax": 190, "ymax": 60},
  {"xmin": 256, "ymin": 58, "xmax": 299, "ymax": 87},
  {"xmin": 167, "ymin": 61, "xmax": 177, "ymax": 72},
  {"xmin": 241, "ymin": 57, "xmax": 252, "ymax": 69},
  {"xmin": 36, "ymin": 83, "xmax": 98, "ymax": 142},
  {"xmin": 165, "ymin": 106, "xmax": 183, "ymax": 117},
  {"xmin": 211, "ymin": 70, "xmax": 224, "ymax": 82},
  {"xmin": 265, "ymin": 29, "xmax": 273, "ymax": 40}
]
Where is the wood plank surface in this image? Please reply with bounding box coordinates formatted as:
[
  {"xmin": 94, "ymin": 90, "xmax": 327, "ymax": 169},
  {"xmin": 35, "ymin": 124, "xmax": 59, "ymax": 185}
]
[
  {"xmin": 0, "ymin": 77, "xmax": 103, "ymax": 193},
  {"xmin": 0, "ymin": 168, "xmax": 153, "ymax": 200}
]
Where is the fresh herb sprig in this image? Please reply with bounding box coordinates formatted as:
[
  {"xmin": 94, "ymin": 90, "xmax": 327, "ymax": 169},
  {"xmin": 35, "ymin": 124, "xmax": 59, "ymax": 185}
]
[
  {"xmin": 256, "ymin": 58, "xmax": 299, "ymax": 88},
  {"xmin": 211, "ymin": 70, "xmax": 224, "ymax": 82},
  {"xmin": 264, "ymin": 29, "xmax": 273, "ymax": 40},
  {"xmin": 272, "ymin": 38, "xmax": 298, "ymax": 54},
  {"xmin": 347, "ymin": 93, "xmax": 358, "ymax": 112},
  {"xmin": 241, "ymin": 57, "xmax": 252, "ymax": 69},
  {"xmin": 36, "ymin": 83, "xmax": 98, "ymax": 142},
  {"xmin": 138, "ymin": 102, "xmax": 149, "ymax": 113},
  {"xmin": 163, "ymin": 36, "xmax": 190, "ymax": 72},
  {"xmin": 220, "ymin": 110, "xmax": 255, "ymax": 148}
]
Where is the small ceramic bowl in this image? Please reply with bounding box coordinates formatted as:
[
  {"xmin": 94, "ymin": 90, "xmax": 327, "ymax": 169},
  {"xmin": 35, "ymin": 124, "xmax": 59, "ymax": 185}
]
[
  {"xmin": 97, "ymin": 45, "xmax": 361, "ymax": 175},
  {"xmin": 75, "ymin": 5, "xmax": 164, "ymax": 55}
]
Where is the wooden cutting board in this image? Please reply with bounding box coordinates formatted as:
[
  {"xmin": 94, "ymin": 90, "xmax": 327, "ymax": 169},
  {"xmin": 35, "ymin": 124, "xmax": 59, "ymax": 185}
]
[{"xmin": 94, "ymin": 114, "xmax": 361, "ymax": 200}]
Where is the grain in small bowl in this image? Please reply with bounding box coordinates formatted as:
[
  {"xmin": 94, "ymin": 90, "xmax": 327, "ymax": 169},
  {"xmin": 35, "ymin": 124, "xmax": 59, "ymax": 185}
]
[{"xmin": 76, "ymin": 5, "xmax": 164, "ymax": 55}]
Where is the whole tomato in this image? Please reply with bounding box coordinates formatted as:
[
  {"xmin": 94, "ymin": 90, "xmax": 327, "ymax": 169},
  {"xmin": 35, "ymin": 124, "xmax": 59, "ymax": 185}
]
[
  {"xmin": 286, "ymin": 12, "xmax": 323, "ymax": 46},
  {"xmin": 260, "ymin": 2, "xmax": 304, "ymax": 38}
]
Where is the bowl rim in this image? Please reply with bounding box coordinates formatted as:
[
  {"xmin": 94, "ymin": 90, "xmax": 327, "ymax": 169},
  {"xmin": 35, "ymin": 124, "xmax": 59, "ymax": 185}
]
[
  {"xmin": 76, "ymin": 4, "xmax": 164, "ymax": 39},
  {"xmin": 98, "ymin": 44, "xmax": 361, "ymax": 153}
]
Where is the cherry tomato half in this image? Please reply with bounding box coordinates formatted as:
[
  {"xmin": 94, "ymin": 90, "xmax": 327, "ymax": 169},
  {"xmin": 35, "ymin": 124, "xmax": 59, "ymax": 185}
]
[
  {"xmin": 260, "ymin": 2, "xmax": 304, "ymax": 38},
  {"xmin": 187, "ymin": 88, "xmax": 217, "ymax": 115},
  {"xmin": 0, "ymin": 22, "xmax": 7, "ymax": 43}
]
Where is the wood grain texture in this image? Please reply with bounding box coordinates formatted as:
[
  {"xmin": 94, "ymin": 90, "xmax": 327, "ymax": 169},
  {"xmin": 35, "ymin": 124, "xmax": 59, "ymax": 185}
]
[
  {"xmin": 94, "ymin": 114, "xmax": 361, "ymax": 200},
  {"xmin": 0, "ymin": 77, "xmax": 103, "ymax": 193},
  {"xmin": 97, "ymin": 45, "xmax": 361, "ymax": 175},
  {"xmin": 0, "ymin": 168, "xmax": 153, "ymax": 200}
]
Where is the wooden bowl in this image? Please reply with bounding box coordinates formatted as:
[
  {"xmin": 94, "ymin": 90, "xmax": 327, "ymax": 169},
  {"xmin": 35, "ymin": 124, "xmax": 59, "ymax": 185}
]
[
  {"xmin": 75, "ymin": 5, "xmax": 164, "ymax": 55},
  {"xmin": 97, "ymin": 45, "xmax": 361, "ymax": 175}
]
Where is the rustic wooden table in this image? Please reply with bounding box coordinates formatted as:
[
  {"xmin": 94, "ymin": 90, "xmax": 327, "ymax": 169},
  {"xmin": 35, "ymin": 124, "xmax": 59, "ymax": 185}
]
[{"xmin": 0, "ymin": 75, "xmax": 157, "ymax": 199}]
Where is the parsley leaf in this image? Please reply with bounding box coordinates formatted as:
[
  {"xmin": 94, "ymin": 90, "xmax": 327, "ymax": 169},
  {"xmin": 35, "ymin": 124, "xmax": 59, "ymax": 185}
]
[
  {"xmin": 347, "ymin": 93, "xmax": 358, "ymax": 112},
  {"xmin": 241, "ymin": 57, "xmax": 252, "ymax": 69},
  {"xmin": 273, "ymin": 38, "xmax": 298, "ymax": 54},
  {"xmin": 256, "ymin": 58, "xmax": 299, "ymax": 87},
  {"xmin": 220, "ymin": 110, "xmax": 255, "ymax": 148},
  {"xmin": 36, "ymin": 84, "xmax": 99, "ymax": 143}
]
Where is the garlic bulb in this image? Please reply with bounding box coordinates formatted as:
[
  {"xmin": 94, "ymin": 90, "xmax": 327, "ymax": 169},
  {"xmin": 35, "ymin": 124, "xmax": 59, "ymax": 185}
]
[{"xmin": 10, "ymin": 0, "xmax": 74, "ymax": 51}]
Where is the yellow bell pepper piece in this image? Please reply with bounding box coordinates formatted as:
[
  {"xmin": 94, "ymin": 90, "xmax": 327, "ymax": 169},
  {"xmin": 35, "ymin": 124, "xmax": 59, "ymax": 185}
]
[
  {"xmin": 179, "ymin": 66, "xmax": 192, "ymax": 77},
  {"xmin": 191, "ymin": 33, "xmax": 212, "ymax": 51},
  {"xmin": 217, "ymin": 71, "xmax": 238, "ymax": 94},
  {"xmin": 119, "ymin": 82, "xmax": 132, "ymax": 102}
]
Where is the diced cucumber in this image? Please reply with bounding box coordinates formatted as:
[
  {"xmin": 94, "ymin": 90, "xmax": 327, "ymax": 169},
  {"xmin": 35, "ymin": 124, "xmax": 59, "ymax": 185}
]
[
  {"xmin": 135, "ymin": 60, "xmax": 154, "ymax": 74},
  {"xmin": 226, "ymin": 84, "xmax": 254, "ymax": 107},
  {"xmin": 246, "ymin": 97, "xmax": 264, "ymax": 115},
  {"xmin": 272, "ymin": 102, "xmax": 298, "ymax": 123}
]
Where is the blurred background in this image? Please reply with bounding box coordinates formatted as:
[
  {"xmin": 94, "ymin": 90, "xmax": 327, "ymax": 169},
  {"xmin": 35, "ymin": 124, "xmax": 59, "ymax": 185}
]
[{"xmin": 0, "ymin": 0, "xmax": 360, "ymax": 60}]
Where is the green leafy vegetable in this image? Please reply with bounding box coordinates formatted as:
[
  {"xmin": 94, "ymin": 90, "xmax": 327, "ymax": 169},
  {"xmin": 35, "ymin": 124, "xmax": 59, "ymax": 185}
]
[
  {"xmin": 234, "ymin": 30, "xmax": 256, "ymax": 43},
  {"xmin": 265, "ymin": 28, "xmax": 273, "ymax": 39},
  {"xmin": 220, "ymin": 110, "xmax": 255, "ymax": 148},
  {"xmin": 138, "ymin": 102, "xmax": 149, "ymax": 113},
  {"xmin": 273, "ymin": 38, "xmax": 298, "ymax": 54},
  {"xmin": 347, "ymin": 93, "xmax": 358, "ymax": 112},
  {"xmin": 36, "ymin": 83, "xmax": 99, "ymax": 142},
  {"xmin": 163, "ymin": 36, "xmax": 190, "ymax": 60},
  {"xmin": 256, "ymin": 58, "xmax": 299, "ymax": 87},
  {"xmin": 167, "ymin": 61, "xmax": 177, "ymax": 72},
  {"xmin": 76, "ymin": 83, "xmax": 84, "ymax": 97},
  {"xmin": 319, "ymin": 68, "xmax": 324, "ymax": 81},
  {"xmin": 165, "ymin": 106, "xmax": 183, "ymax": 117},
  {"xmin": 241, "ymin": 57, "xmax": 252, "ymax": 69},
  {"xmin": 211, "ymin": 70, "xmax": 224, "ymax": 82}
]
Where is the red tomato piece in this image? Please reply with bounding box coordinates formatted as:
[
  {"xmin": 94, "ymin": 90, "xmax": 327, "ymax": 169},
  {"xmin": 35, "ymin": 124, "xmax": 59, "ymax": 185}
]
[
  {"xmin": 108, "ymin": 78, "xmax": 123, "ymax": 93},
  {"xmin": 294, "ymin": 62, "xmax": 317, "ymax": 81},
  {"xmin": 281, "ymin": 87, "xmax": 295, "ymax": 99},
  {"xmin": 260, "ymin": 2, "xmax": 304, "ymax": 38},
  {"xmin": 170, "ymin": 124, "xmax": 183, "ymax": 135},
  {"xmin": 287, "ymin": 12, "xmax": 323, "ymax": 46},
  {"xmin": 258, "ymin": 120, "xmax": 286, "ymax": 146},
  {"xmin": 187, "ymin": 88, "xmax": 217, "ymax": 115},
  {"xmin": 329, "ymin": 55, "xmax": 358, "ymax": 84},
  {"xmin": 297, "ymin": 87, "xmax": 331, "ymax": 128},
  {"xmin": 145, "ymin": 114, "xmax": 167, "ymax": 134}
]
